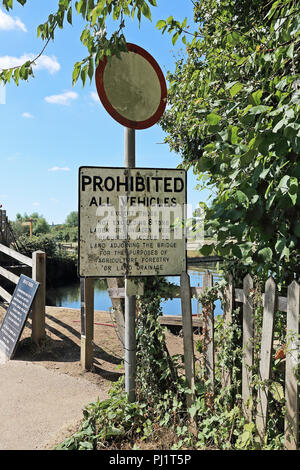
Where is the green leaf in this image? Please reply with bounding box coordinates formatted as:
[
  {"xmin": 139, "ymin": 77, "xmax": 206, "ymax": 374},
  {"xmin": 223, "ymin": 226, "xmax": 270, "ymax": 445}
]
[
  {"xmin": 293, "ymin": 221, "xmax": 300, "ymax": 237},
  {"xmin": 156, "ymin": 19, "xmax": 166, "ymax": 30},
  {"xmin": 248, "ymin": 105, "xmax": 270, "ymax": 115},
  {"xmin": 273, "ymin": 118, "xmax": 286, "ymax": 133},
  {"xmin": 72, "ymin": 62, "xmax": 81, "ymax": 86},
  {"xmin": 67, "ymin": 6, "xmax": 72, "ymax": 24},
  {"xmin": 288, "ymin": 176, "xmax": 298, "ymax": 205},
  {"xmin": 206, "ymin": 113, "xmax": 221, "ymax": 125},
  {"xmin": 286, "ymin": 42, "xmax": 294, "ymax": 59},
  {"xmin": 105, "ymin": 426, "xmax": 124, "ymax": 438},
  {"xmin": 141, "ymin": 1, "xmax": 152, "ymax": 21},
  {"xmin": 172, "ymin": 31, "xmax": 180, "ymax": 45},
  {"xmin": 232, "ymin": 244, "xmax": 243, "ymax": 258},
  {"xmin": 257, "ymin": 247, "xmax": 273, "ymax": 262},
  {"xmin": 250, "ymin": 89, "xmax": 263, "ymax": 106},
  {"xmin": 79, "ymin": 441, "xmax": 94, "ymax": 450},
  {"xmin": 270, "ymin": 382, "xmax": 284, "ymax": 402},
  {"xmin": 229, "ymin": 82, "xmax": 243, "ymax": 97},
  {"xmin": 235, "ymin": 190, "xmax": 248, "ymax": 205},
  {"xmin": 88, "ymin": 58, "xmax": 94, "ymax": 82},
  {"xmin": 200, "ymin": 244, "xmax": 213, "ymax": 256},
  {"xmin": 81, "ymin": 64, "xmax": 88, "ymax": 87},
  {"xmin": 278, "ymin": 175, "xmax": 289, "ymax": 192}
]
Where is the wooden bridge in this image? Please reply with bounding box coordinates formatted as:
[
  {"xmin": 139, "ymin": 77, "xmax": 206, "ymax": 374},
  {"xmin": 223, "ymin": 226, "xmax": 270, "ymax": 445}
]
[
  {"xmin": 0, "ymin": 208, "xmax": 46, "ymax": 346},
  {"xmin": 0, "ymin": 209, "xmax": 15, "ymax": 249}
]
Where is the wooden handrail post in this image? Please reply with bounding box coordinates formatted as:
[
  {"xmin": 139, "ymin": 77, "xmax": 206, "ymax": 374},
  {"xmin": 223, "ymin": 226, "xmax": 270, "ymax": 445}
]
[
  {"xmin": 31, "ymin": 250, "xmax": 46, "ymax": 345},
  {"xmin": 80, "ymin": 277, "xmax": 94, "ymax": 370}
]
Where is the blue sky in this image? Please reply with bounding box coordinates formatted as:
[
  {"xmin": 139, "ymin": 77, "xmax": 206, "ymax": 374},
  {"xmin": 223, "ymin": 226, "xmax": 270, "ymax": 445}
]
[{"xmin": 0, "ymin": 0, "xmax": 211, "ymax": 224}]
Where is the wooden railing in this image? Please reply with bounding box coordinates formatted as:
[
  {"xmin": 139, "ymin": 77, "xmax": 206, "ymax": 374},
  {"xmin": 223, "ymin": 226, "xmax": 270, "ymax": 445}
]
[
  {"xmin": 0, "ymin": 209, "xmax": 14, "ymax": 246},
  {"xmin": 0, "ymin": 243, "xmax": 46, "ymax": 345}
]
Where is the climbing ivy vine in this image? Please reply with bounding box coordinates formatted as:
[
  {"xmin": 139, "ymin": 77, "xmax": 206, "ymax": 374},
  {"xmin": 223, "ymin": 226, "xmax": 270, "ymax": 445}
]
[{"xmin": 159, "ymin": 0, "xmax": 300, "ymax": 288}]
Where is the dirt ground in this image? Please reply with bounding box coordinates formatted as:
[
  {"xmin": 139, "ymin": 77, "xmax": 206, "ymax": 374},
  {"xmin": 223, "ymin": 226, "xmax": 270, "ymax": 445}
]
[
  {"xmin": 0, "ymin": 303, "xmax": 196, "ymax": 449},
  {"xmin": 0, "ymin": 305, "xmax": 188, "ymax": 386}
]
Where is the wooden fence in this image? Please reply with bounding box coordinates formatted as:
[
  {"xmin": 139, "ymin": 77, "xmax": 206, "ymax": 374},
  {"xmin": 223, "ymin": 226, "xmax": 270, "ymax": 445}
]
[
  {"xmin": 103, "ymin": 271, "xmax": 299, "ymax": 450},
  {"xmin": 0, "ymin": 209, "xmax": 14, "ymax": 247},
  {"xmin": 186, "ymin": 272, "xmax": 299, "ymax": 450},
  {"xmin": 0, "ymin": 243, "xmax": 46, "ymax": 345}
]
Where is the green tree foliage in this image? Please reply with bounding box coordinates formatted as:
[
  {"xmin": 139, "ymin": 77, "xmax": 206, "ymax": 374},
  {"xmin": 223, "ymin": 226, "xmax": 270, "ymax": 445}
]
[
  {"xmin": 158, "ymin": 0, "xmax": 300, "ymax": 286},
  {"xmin": 65, "ymin": 211, "xmax": 78, "ymax": 227},
  {"xmin": 11, "ymin": 212, "xmax": 51, "ymax": 236},
  {"xmin": 0, "ymin": 0, "xmax": 157, "ymax": 86},
  {"xmin": 17, "ymin": 233, "xmax": 57, "ymax": 257}
]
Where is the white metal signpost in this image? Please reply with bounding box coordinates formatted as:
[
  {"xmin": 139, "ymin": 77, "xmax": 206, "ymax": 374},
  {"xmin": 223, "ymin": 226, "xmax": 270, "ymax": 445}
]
[{"xmin": 79, "ymin": 43, "xmax": 187, "ymax": 402}]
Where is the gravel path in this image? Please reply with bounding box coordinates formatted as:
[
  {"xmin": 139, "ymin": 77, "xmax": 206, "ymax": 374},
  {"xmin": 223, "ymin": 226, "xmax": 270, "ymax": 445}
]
[{"xmin": 0, "ymin": 360, "xmax": 108, "ymax": 450}]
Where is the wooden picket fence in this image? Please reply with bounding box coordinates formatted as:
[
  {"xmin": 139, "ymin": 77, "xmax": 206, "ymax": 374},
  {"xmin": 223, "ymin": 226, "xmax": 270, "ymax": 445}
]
[
  {"xmin": 106, "ymin": 271, "xmax": 299, "ymax": 450},
  {"xmin": 180, "ymin": 271, "xmax": 299, "ymax": 451}
]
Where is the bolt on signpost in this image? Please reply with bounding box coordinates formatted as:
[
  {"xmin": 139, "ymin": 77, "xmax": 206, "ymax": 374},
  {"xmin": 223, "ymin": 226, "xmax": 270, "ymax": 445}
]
[{"xmin": 82, "ymin": 43, "xmax": 168, "ymax": 401}]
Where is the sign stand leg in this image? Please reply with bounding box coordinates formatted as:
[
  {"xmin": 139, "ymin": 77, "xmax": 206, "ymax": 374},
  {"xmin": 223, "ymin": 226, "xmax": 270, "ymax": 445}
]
[{"xmin": 124, "ymin": 127, "xmax": 136, "ymax": 402}]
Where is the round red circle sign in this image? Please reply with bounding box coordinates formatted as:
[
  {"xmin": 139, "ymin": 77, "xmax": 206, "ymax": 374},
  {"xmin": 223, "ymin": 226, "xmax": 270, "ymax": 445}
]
[{"xmin": 95, "ymin": 43, "xmax": 167, "ymax": 130}]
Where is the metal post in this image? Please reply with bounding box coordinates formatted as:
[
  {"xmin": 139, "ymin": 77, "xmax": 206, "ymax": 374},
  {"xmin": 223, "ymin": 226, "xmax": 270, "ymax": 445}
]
[{"xmin": 124, "ymin": 127, "xmax": 136, "ymax": 402}]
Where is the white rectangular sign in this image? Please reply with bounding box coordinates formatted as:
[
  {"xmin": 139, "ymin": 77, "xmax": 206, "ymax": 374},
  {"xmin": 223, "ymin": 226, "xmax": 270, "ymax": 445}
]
[{"xmin": 78, "ymin": 166, "xmax": 187, "ymax": 277}]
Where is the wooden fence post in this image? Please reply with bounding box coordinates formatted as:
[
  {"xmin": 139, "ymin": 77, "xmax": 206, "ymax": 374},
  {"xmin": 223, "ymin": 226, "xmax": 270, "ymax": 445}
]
[
  {"xmin": 203, "ymin": 270, "xmax": 214, "ymax": 392},
  {"xmin": 256, "ymin": 277, "xmax": 276, "ymax": 439},
  {"xmin": 222, "ymin": 272, "xmax": 233, "ymax": 389},
  {"xmin": 284, "ymin": 280, "xmax": 300, "ymax": 450},
  {"xmin": 80, "ymin": 277, "xmax": 94, "ymax": 370},
  {"xmin": 107, "ymin": 278, "xmax": 125, "ymax": 349},
  {"xmin": 242, "ymin": 274, "xmax": 254, "ymax": 421},
  {"xmin": 31, "ymin": 250, "xmax": 46, "ymax": 345},
  {"xmin": 180, "ymin": 272, "xmax": 195, "ymax": 407}
]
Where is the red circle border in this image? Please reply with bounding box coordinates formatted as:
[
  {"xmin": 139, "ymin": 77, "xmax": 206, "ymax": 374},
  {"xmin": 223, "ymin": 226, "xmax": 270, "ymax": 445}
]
[{"xmin": 95, "ymin": 43, "xmax": 167, "ymax": 130}]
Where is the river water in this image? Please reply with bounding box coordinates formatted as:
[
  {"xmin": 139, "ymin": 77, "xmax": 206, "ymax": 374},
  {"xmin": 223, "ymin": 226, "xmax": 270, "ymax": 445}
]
[{"xmin": 47, "ymin": 260, "xmax": 223, "ymax": 316}]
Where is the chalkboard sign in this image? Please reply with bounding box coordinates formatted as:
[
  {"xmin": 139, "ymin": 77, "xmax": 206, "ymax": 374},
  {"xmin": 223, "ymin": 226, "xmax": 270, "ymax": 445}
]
[{"xmin": 0, "ymin": 274, "xmax": 39, "ymax": 359}]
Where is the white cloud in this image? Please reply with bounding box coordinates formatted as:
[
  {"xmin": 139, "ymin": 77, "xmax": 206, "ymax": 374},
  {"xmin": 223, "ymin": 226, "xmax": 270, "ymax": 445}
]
[
  {"xmin": 0, "ymin": 54, "xmax": 60, "ymax": 74},
  {"xmin": 37, "ymin": 55, "xmax": 60, "ymax": 74},
  {"xmin": 45, "ymin": 91, "xmax": 78, "ymax": 106},
  {"xmin": 90, "ymin": 91, "xmax": 99, "ymax": 103},
  {"xmin": 0, "ymin": 9, "xmax": 27, "ymax": 32},
  {"xmin": 22, "ymin": 112, "xmax": 33, "ymax": 119},
  {"xmin": 32, "ymin": 202, "xmax": 40, "ymax": 207},
  {"xmin": 48, "ymin": 166, "xmax": 71, "ymax": 172}
]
